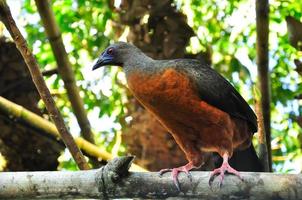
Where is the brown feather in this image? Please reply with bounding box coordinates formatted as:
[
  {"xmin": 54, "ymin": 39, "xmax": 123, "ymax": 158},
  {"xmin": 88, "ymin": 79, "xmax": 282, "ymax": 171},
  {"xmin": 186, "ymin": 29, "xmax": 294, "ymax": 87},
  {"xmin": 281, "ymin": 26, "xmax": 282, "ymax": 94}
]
[{"xmin": 127, "ymin": 68, "xmax": 252, "ymax": 167}]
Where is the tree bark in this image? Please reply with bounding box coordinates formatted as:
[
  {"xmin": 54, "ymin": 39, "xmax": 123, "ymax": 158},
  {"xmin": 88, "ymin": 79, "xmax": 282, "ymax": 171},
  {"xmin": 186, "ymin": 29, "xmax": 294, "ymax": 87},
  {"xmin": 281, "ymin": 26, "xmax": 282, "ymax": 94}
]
[
  {"xmin": 0, "ymin": 0, "xmax": 89, "ymax": 170},
  {"xmin": 0, "ymin": 156, "xmax": 300, "ymax": 199},
  {"xmin": 256, "ymin": 0, "xmax": 271, "ymax": 172},
  {"xmin": 34, "ymin": 0, "xmax": 95, "ymax": 144}
]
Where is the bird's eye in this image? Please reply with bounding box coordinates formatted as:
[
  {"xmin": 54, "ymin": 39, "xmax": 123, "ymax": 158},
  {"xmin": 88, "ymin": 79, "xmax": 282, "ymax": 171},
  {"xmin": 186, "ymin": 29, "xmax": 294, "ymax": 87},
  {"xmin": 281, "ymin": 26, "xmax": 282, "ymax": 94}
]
[{"xmin": 107, "ymin": 48, "xmax": 114, "ymax": 55}]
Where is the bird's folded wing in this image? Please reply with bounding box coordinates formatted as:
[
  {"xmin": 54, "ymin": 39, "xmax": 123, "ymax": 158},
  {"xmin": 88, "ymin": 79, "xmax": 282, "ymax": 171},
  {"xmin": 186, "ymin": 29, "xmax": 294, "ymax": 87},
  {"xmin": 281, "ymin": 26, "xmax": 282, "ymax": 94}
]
[{"xmin": 174, "ymin": 60, "xmax": 258, "ymax": 133}]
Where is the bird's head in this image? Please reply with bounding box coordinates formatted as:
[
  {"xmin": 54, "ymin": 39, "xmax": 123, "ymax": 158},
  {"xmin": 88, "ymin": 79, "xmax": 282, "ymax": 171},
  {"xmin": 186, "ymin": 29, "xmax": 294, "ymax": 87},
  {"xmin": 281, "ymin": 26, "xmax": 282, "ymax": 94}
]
[{"xmin": 92, "ymin": 42, "xmax": 143, "ymax": 70}]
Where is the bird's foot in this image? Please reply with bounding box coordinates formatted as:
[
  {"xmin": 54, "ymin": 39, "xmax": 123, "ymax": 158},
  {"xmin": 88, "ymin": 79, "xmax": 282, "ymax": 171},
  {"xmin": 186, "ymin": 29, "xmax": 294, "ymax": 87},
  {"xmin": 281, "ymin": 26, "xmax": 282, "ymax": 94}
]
[
  {"xmin": 159, "ymin": 162, "xmax": 193, "ymax": 191},
  {"xmin": 209, "ymin": 154, "xmax": 243, "ymax": 188}
]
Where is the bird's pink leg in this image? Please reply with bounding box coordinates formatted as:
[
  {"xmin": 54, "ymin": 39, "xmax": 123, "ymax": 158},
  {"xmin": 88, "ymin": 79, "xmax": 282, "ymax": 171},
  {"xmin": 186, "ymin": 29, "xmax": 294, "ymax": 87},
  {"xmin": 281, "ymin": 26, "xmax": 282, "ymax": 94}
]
[
  {"xmin": 159, "ymin": 162, "xmax": 194, "ymax": 191},
  {"xmin": 209, "ymin": 153, "xmax": 243, "ymax": 187}
]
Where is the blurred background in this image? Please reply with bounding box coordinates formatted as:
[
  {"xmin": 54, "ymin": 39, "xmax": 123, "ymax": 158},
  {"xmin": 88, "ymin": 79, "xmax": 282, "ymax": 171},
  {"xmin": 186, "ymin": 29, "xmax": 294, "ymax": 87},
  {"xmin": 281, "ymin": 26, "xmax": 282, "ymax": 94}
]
[{"xmin": 0, "ymin": 0, "xmax": 301, "ymax": 173}]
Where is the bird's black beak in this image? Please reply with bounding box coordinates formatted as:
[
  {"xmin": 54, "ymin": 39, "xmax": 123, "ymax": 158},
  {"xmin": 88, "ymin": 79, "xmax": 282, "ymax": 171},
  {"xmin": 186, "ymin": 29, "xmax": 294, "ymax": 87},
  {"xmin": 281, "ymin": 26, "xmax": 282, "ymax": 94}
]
[
  {"xmin": 92, "ymin": 52, "xmax": 122, "ymax": 70},
  {"xmin": 92, "ymin": 58, "xmax": 108, "ymax": 70},
  {"xmin": 92, "ymin": 59, "xmax": 102, "ymax": 70}
]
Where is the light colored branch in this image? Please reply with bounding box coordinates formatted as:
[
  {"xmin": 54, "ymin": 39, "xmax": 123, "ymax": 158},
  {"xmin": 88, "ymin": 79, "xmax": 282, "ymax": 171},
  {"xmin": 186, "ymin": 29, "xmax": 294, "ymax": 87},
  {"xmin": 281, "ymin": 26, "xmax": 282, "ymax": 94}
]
[
  {"xmin": 0, "ymin": 96, "xmax": 147, "ymax": 172},
  {"xmin": 256, "ymin": 0, "xmax": 271, "ymax": 172},
  {"xmin": 0, "ymin": 156, "xmax": 300, "ymax": 199},
  {"xmin": 0, "ymin": 0, "xmax": 89, "ymax": 170},
  {"xmin": 34, "ymin": 0, "xmax": 95, "ymax": 144}
]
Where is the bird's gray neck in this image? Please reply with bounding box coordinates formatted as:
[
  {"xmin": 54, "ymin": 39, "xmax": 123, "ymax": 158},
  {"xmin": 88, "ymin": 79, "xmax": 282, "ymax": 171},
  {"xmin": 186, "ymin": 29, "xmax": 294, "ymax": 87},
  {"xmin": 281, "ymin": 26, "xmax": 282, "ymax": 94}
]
[{"xmin": 123, "ymin": 53, "xmax": 156, "ymax": 76}]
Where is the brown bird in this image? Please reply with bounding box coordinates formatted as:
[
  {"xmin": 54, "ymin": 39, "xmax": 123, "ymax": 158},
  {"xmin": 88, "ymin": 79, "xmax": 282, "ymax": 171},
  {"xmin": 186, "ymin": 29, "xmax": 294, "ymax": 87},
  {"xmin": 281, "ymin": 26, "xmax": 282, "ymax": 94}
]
[{"xmin": 93, "ymin": 42, "xmax": 261, "ymax": 190}]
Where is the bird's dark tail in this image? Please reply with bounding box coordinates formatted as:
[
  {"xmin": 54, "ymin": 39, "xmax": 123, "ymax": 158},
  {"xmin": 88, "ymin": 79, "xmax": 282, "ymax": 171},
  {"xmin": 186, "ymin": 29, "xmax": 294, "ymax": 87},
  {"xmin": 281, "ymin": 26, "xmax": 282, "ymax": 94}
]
[{"xmin": 213, "ymin": 144, "xmax": 264, "ymax": 172}]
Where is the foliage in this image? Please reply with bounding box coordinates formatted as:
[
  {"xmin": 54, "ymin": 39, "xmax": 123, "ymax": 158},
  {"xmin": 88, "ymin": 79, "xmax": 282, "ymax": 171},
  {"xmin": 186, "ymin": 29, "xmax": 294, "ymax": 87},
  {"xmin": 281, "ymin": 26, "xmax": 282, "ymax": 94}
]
[{"xmin": 20, "ymin": 0, "xmax": 302, "ymax": 172}]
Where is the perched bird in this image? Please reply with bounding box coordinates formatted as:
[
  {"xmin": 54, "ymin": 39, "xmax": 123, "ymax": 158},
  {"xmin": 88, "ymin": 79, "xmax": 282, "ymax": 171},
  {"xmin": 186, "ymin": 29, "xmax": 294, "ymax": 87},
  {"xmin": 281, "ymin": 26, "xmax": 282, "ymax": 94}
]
[{"xmin": 93, "ymin": 42, "xmax": 262, "ymax": 189}]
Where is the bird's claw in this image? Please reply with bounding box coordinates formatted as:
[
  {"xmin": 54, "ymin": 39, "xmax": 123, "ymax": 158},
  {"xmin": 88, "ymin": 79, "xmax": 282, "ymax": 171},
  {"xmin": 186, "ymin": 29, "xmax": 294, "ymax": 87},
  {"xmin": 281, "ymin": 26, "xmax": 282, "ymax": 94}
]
[
  {"xmin": 208, "ymin": 162, "xmax": 243, "ymax": 188},
  {"xmin": 159, "ymin": 165, "xmax": 193, "ymax": 191},
  {"xmin": 158, "ymin": 168, "xmax": 171, "ymax": 177},
  {"xmin": 208, "ymin": 168, "xmax": 225, "ymax": 188}
]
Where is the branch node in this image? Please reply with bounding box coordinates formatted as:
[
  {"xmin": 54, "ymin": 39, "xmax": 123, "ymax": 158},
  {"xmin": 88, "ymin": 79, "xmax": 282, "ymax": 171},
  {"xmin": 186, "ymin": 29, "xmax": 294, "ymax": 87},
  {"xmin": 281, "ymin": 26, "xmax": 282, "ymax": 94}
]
[
  {"xmin": 96, "ymin": 156, "xmax": 135, "ymax": 199},
  {"xmin": 105, "ymin": 156, "xmax": 135, "ymax": 183}
]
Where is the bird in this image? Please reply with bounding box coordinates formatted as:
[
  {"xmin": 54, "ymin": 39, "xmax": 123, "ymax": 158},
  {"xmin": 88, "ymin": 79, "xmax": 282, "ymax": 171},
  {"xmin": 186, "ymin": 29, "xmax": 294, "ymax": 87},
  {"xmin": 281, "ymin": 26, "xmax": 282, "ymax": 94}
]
[{"xmin": 92, "ymin": 42, "xmax": 262, "ymax": 190}]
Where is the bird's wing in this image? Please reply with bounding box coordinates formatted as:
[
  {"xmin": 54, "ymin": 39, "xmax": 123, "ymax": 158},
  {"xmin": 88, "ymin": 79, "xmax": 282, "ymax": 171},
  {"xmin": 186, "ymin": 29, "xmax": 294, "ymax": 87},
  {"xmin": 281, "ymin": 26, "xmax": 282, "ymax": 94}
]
[{"xmin": 174, "ymin": 59, "xmax": 258, "ymax": 133}]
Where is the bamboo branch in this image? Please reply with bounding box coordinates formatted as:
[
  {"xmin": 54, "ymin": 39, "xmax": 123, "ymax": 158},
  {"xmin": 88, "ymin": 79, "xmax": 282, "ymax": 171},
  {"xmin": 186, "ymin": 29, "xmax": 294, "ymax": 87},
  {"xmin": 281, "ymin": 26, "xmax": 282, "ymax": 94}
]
[
  {"xmin": 255, "ymin": 0, "xmax": 271, "ymax": 172},
  {"xmin": 0, "ymin": 96, "xmax": 147, "ymax": 172},
  {"xmin": 0, "ymin": 156, "xmax": 300, "ymax": 199},
  {"xmin": 0, "ymin": 0, "xmax": 89, "ymax": 170},
  {"xmin": 34, "ymin": 0, "xmax": 95, "ymax": 144}
]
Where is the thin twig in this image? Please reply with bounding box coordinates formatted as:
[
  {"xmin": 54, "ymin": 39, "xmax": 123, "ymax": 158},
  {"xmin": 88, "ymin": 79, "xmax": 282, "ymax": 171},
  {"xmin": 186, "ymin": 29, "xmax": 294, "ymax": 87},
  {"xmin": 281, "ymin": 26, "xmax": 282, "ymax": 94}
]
[{"xmin": 0, "ymin": 0, "xmax": 89, "ymax": 170}]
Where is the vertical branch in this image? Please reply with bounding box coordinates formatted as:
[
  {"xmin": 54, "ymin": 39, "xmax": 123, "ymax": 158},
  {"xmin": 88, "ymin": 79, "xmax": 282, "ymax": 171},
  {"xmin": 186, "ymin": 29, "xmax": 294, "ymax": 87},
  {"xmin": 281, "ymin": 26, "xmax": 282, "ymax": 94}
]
[
  {"xmin": 255, "ymin": 0, "xmax": 271, "ymax": 171},
  {"xmin": 0, "ymin": 0, "xmax": 90, "ymax": 170},
  {"xmin": 34, "ymin": 0, "xmax": 95, "ymax": 144},
  {"xmin": 255, "ymin": 94, "xmax": 270, "ymax": 172}
]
